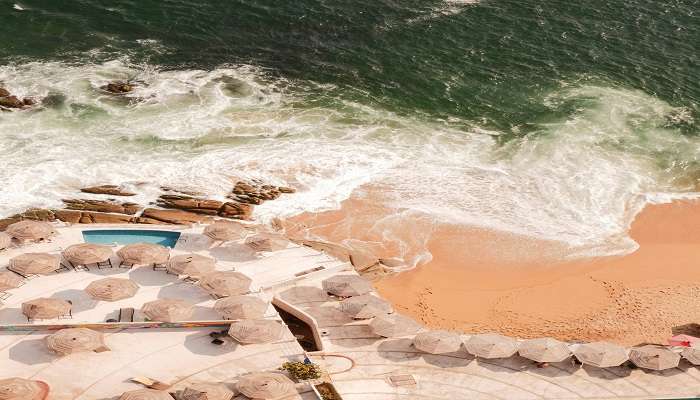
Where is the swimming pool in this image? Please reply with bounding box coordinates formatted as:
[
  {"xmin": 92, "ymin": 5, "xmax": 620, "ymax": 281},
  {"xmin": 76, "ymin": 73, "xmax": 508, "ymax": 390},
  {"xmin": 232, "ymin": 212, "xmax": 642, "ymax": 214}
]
[{"xmin": 82, "ymin": 230, "xmax": 181, "ymax": 248}]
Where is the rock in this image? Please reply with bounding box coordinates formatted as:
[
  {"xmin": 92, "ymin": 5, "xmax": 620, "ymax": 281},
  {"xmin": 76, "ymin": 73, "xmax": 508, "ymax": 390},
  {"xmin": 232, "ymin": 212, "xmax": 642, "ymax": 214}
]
[
  {"xmin": 103, "ymin": 81, "xmax": 134, "ymax": 94},
  {"xmin": 293, "ymin": 239, "xmax": 352, "ymax": 263},
  {"xmin": 0, "ymin": 87, "xmax": 10, "ymax": 97},
  {"xmin": 0, "ymin": 209, "xmax": 56, "ymax": 230},
  {"xmin": 0, "ymin": 95, "xmax": 24, "ymax": 108},
  {"xmin": 53, "ymin": 210, "xmax": 134, "ymax": 224},
  {"xmin": 80, "ymin": 185, "xmax": 136, "ymax": 196},
  {"xmin": 379, "ymin": 257, "xmax": 406, "ymax": 268},
  {"xmin": 62, "ymin": 199, "xmax": 141, "ymax": 215},
  {"xmin": 140, "ymin": 208, "xmax": 211, "ymax": 225},
  {"xmin": 219, "ymin": 202, "xmax": 254, "ymax": 219},
  {"xmin": 22, "ymin": 98, "xmax": 36, "ymax": 106},
  {"xmin": 228, "ymin": 180, "xmax": 294, "ymax": 205},
  {"xmin": 156, "ymin": 195, "xmax": 223, "ymax": 211},
  {"xmin": 278, "ymin": 186, "xmax": 296, "ymax": 193},
  {"xmin": 348, "ymin": 249, "xmax": 381, "ymax": 272}
]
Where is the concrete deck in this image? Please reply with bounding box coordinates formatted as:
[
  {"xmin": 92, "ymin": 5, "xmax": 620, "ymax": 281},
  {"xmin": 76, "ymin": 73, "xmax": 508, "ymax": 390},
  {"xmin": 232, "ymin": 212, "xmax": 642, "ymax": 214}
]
[{"xmin": 1, "ymin": 223, "xmax": 699, "ymax": 399}]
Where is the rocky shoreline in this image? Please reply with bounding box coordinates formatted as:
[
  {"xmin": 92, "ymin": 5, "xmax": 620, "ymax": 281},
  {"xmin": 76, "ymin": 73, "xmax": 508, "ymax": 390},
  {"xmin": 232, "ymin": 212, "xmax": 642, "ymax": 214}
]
[{"xmin": 0, "ymin": 180, "xmax": 294, "ymax": 230}]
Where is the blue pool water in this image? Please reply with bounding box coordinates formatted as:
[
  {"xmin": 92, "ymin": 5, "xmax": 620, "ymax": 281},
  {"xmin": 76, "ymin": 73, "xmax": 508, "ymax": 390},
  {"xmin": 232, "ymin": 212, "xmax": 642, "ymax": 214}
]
[{"xmin": 82, "ymin": 230, "xmax": 181, "ymax": 248}]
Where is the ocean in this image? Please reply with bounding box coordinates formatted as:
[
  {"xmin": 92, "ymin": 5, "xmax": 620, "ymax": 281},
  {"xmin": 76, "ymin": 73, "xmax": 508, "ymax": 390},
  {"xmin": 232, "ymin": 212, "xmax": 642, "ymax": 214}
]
[{"xmin": 1, "ymin": 0, "xmax": 698, "ymax": 261}]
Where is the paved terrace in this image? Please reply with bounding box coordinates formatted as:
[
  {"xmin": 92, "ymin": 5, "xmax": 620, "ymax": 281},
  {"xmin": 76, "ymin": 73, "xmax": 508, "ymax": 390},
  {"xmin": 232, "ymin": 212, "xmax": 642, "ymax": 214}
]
[{"xmin": 0, "ymin": 223, "xmax": 699, "ymax": 399}]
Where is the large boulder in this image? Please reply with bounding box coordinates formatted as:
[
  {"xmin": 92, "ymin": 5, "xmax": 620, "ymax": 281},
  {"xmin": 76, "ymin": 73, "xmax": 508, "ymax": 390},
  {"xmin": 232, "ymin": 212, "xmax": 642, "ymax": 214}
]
[
  {"xmin": 0, "ymin": 87, "xmax": 10, "ymax": 97},
  {"xmin": 140, "ymin": 208, "xmax": 211, "ymax": 224},
  {"xmin": 228, "ymin": 180, "xmax": 295, "ymax": 205},
  {"xmin": 156, "ymin": 195, "xmax": 223, "ymax": 212},
  {"xmin": 53, "ymin": 210, "xmax": 134, "ymax": 224},
  {"xmin": 80, "ymin": 185, "xmax": 136, "ymax": 196},
  {"xmin": 0, "ymin": 95, "xmax": 24, "ymax": 108},
  {"xmin": 63, "ymin": 199, "xmax": 141, "ymax": 215}
]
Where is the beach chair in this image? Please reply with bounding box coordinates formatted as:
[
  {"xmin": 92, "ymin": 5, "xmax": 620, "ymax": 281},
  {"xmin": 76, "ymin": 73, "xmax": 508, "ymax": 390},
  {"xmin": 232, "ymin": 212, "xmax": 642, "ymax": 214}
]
[
  {"xmin": 152, "ymin": 263, "xmax": 167, "ymax": 271},
  {"xmin": 118, "ymin": 260, "xmax": 134, "ymax": 269},
  {"xmin": 118, "ymin": 307, "xmax": 135, "ymax": 322},
  {"xmin": 55, "ymin": 263, "xmax": 72, "ymax": 273},
  {"xmin": 0, "ymin": 292, "xmax": 10, "ymax": 301},
  {"xmin": 96, "ymin": 258, "xmax": 114, "ymax": 269}
]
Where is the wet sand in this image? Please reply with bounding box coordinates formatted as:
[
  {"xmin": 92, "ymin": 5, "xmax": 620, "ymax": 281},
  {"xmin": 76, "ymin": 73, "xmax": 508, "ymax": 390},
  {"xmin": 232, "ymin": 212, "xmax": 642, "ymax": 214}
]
[{"xmin": 288, "ymin": 188, "xmax": 700, "ymax": 346}]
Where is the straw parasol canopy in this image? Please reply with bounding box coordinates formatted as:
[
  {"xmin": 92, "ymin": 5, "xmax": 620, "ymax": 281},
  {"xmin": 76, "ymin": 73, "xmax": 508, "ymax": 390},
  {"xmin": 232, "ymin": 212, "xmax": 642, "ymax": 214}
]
[
  {"xmin": 228, "ymin": 319, "xmax": 284, "ymax": 344},
  {"xmin": 22, "ymin": 298, "xmax": 71, "ymax": 319},
  {"xmin": 119, "ymin": 389, "xmax": 174, "ymax": 400},
  {"xmin": 173, "ymin": 383, "xmax": 234, "ymax": 400},
  {"xmin": 572, "ymin": 342, "xmax": 629, "ymax": 368},
  {"xmin": 236, "ymin": 372, "xmax": 294, "ymax": 400},
  {"xmin": 413, "ymin": 330, "xmax": 463, "ymax": 354},
  {"xmin": 8, "ymin": 253, "xmax": 60, "ymax": 275},
  {"xmin": 370, "ymin": 314, "xmax": 422, "ymax": 338},
  {"xmin": 629, "ymin": 345, "xmax": 681, "ymax": 370},
  {"xmin": 668, "ymin": 334, "xmax": 699, "ymax": 347},
  {"xmin": 46, "ymin": 328, "xmax": 106, "ymax": 355},
  {"xmin": 0, "ymin": 271, "xmax": 24, "ymax": 292},
  {"xmin": 204, "ymin": 221, "xmax": 247, "ymax": 242},
  {"xmin": 62, "ymin": 243, "xmax": 113, "ymax": 265},
  {"xmin": 339, "ymin": 294, "xmax": 393, "ymax": 319},
  {"xmin": 0, "ymin": 232, "xmax": 11, "ymax": 250},
  {"xmin": 142, "ymin": 299, "xmax": 193, "ymax": 322},
  {"xmin": 518, "ymin": 338, "xmax": 571, "ymax": 363},
  {"xmin": 245, "ymin": 233, "xmax": 289, "ymax": 252},
  {"xmin": 117, "ymin": 243, "xmax": 170, "ymax": 265},
  {"xmin": 198, "ymin": 271, "xmax": 252, "ymax": 298},
  {"xmin": 465, "ymin": 333, "xmax": 519, "ymax": 359},
  {"xmin": 0, "ymin": 377, "xmax": 49, "ymax": 400},
  {"xmin": 167, "ymin": 254, "xmax": 216, "ymax": 277},
  {"xmin": 214, "ymin": 295, "xmax": 268, "ymax": 320},
  {"xmin": 278, "ymin": 286, "xmax": 329, "ymax": 303},
  {"xmin": 85, "ymin": 277, "xmax": 139, "ymax": 301},
  {"xmin": 5, "ymin": 220, "xmax": 55, "ymax": 242},
  {"xmin": 681, "ymin": 345, "xmax": 700, "ymax": 365},
  {"xmin": 322, "ymin": 274, "xmax": 372, "ymax": 297}
]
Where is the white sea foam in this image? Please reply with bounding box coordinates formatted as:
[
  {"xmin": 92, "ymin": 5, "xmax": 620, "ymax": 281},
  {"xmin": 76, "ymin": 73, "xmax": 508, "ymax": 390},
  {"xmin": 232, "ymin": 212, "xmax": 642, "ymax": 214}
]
[{"xmin": 1, "ymin": 60, "xmax": 698, "ymax": 261}]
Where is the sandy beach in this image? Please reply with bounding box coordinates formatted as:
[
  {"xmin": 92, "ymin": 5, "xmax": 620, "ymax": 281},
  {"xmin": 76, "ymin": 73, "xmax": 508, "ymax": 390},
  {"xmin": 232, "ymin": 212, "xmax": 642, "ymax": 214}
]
[{"xmin": 289, "ymin": 188, "xmax": 700, "ymax": 346}]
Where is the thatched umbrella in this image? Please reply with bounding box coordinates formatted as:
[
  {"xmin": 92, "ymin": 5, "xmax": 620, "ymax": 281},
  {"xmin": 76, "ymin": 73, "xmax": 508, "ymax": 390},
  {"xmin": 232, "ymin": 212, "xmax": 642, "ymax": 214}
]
[
  {"xmin": 204, "ymin": 221, "xmax": 247, "ymax": 242},
  {"xmin": 228, "ymin": 319, "xmax": 284, "ymax": 344},
  {"xmin": 629, "ymin": 345, "xmax": 681, "ymax": 370},
  {"xmin": 119, "ymin": 389, "xmax": 173, "ymax": 400},
  {"xmin": 278, "ymin": 286, "xmax": 329, "ymax": 303},
  {"xmin": 370, "ymin": 314, "xmax": 422, "ymax": 338},
  {"xmin": 245, "ymin": 233, "xmax": 289, "ymax": 252},
  {"xmin": 518, "ymin": 338, "xmax": 571, "ymax": 363},
  {"xmin": 142, "ymin": 299, "xmax": 193, "ymax": 322},
  {"xmin": 413, "ymin": 330, "xmax": 463, "ymax": 354},
  {"xmin": 236, "ymin": 372, "xmax": 294, "ymax": 400},
  {"xmin": 46, "ymin": 328, "xmax": 106, "ymax": 355},
  {"xmin": 0, "ymin": 377, "xmax": 49, "ymax": 400},
  {"xmin": 0, "ymin": 232, "xmax": 11, "ymax": 250},
  {"xmin": 172, "ymin": 383, "xmax": 234, "ymax": 400},
  {"xmin": 322, "ymin": 274, "xmax": 372, "ymax": 297},
  {"xmin": 85, "ymin": 277, "xmax": 139, "ymax": 301},
  {"xmin": 339, "ymin": 294, "xmax": 393, "ymax": 319},
  {"xmin": 198, "ymin": 271, "xmax": 252, "ymax": 298},
  {"xmin": 62, "ymin": 243, "xmax": 113, "ymax": 265},
  {"xmin": 22, "ymin": 298, "xmax": 71, "ymax": 320},
  {"xmin": 0, "ymin": 271, "xmax": 24, "ymax": 292},
  {"xmin": 8, "ymin": 253, "xmax": 60, "ymax": 275},
  {"xmin": 572, "ymin": 342, "xmax": 629, "ymax": 368},
  {"xmin": 5, "ymin": 220, "xmax": 55, "ymax": 242},
  {"xmin": 117, "ymin": 243, "xmax": 170, "ymax": 266},
  {"xmin": 167, "ymin": 254, "xmax": 216, "ymax": 277},
  {"xmin": 465, "ymin": 333, "xmax": 519, "ymax": 359},
  {"xmin": 214, "ymin": 295, "xmax": 268, "ymax": 320},
  {"xmin": 681, "ymin": 346, "xmax": 700, "ymax": 365}
]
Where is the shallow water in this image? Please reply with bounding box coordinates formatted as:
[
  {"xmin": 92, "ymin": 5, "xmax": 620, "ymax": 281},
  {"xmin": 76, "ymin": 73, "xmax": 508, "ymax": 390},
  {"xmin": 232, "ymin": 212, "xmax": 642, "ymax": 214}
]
[{"xmin": 1, "ymin": 0, "xmax": 698, "ymax": 260}]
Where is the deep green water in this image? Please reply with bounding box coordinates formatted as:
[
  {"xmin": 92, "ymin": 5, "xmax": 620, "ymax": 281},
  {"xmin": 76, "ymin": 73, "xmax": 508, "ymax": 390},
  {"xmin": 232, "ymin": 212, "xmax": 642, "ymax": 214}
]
[{"xmin": 2, "ymin": 0, "xmax": 698, "ymax": 133}]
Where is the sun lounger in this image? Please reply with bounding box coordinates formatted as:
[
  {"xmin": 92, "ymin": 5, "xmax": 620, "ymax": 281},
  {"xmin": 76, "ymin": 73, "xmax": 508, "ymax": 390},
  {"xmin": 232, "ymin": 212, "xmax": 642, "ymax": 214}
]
[{"xmin": 118, "ymin": 307, "xmax": 135, "ymax": 322}]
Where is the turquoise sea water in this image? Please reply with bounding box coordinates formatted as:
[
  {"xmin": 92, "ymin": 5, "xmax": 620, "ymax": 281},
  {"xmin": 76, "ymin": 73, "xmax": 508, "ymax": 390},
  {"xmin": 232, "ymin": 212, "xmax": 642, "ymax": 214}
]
[{"xmin": 1, "ymin": 0, "xmax": 698, "ymax": 260}]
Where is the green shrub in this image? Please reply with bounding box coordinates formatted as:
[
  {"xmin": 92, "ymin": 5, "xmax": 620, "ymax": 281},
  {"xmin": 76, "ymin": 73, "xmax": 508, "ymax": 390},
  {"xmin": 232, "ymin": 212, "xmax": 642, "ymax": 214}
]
[{"xmin": 280, "ymin": 361, "xmax": 322, "ymax": 380}]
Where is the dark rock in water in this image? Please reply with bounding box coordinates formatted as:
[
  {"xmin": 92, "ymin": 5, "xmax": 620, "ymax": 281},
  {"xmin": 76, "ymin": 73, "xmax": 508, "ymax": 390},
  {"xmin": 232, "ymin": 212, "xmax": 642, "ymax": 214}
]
[
  {"xmin": 80, "ymin": 185, "xmax": 137, "ymax": 196},
  {"xmin": 62, "ymin": 199, "xmax": 141, "ymax": 215},
  {"xmin": 103, "ymin": 81, "xmax": 134, "ymax": 94},
  {"xmin": 156, "ymin": 194, "xmax": 253, "ymax": 219},
  {"xmin": 228, "ymin": 180, "xmax": 295, "ymax": 205},
  {"xmin": 0, "ymin": 95, "xmax": 24, "ymax": 108},
  {"xmin": 42, "ymin": 92, "xmax": 67, "ymax": 107},
  {"xmin": 0, "ymin": 87, "xmax": 10, "ymax": 97},
  {"xmin": 22, "ymin": 98, "xmax": 36, "ymax": 106},
  {"xmin": 160, "ymin": 186, "xmax": 205, "ymax": 196}
]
